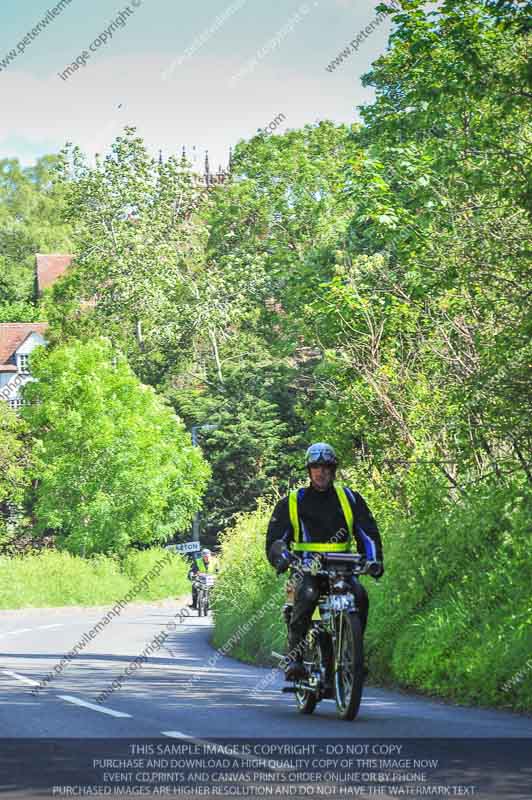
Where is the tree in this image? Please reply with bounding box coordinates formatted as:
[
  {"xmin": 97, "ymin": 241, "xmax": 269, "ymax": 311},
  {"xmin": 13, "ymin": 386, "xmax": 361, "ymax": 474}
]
[
  {"xmin": 302, "ymin": 0, "xmax": 532, "ymax": 490},
  {"xmin": 47, "ymin": 128, "xmax": 217, "ymax": 385},
  {"xmin": 0, "ymin": 155, "xmax": 73, "ymax": 310},
  {"xmin": 23, "ymin": 339, "xmax": 210, "ymax": 555},
  {"xmin": 0, "ymin": 402, "xmax": 34, "ymax": 551},
  {"xmin": 168, "ymin": 344, "xmax": 304, "ymax": 543}
]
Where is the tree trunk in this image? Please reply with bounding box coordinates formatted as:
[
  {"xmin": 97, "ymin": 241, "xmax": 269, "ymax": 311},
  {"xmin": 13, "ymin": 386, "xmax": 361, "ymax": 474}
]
[{"xmin": 208, "ymin": 326, "xmax": 224, "ymax": 384}]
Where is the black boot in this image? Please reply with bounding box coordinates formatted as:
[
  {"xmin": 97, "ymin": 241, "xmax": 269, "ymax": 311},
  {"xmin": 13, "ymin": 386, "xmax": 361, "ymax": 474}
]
[
  {"xmin": 284, "ymin": 631, "xmax": 306, "ymax": 681},
  {"xmin": 284, "ymin": 656, "xmax": 306, "ymax": 681}
]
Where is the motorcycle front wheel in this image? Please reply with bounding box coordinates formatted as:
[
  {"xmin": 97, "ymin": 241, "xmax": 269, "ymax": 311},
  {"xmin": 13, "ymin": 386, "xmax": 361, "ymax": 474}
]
[
  {"xmin": 334, "ymin": 611, "xmax": 364, "ymax": 720},
  {"xmin": 295, "ymin": 629, "xmax": 322, "ymax": 715}
]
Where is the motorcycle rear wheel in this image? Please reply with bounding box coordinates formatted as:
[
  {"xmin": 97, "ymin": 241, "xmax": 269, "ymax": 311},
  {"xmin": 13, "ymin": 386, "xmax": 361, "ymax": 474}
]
[{"xmin": 334, "ymin": 611, "xmax": 364, "ymax": 720}]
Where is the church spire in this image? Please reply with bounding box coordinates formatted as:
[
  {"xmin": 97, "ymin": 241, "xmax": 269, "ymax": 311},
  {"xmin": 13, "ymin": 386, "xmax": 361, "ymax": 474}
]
[{"xmin": 204, "ymin": 150, "xmax": 210, "ymax": 185}]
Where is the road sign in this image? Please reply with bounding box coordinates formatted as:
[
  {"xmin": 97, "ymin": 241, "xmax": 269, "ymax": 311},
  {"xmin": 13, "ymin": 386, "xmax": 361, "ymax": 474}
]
[{"xmin": 165, "ymin": 541, "xmax": 201, "ymax": 554}]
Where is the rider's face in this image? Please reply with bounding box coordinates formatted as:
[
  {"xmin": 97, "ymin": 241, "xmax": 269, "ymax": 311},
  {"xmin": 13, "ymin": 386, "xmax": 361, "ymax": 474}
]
[{"xmin": 309, "ymin": 463, "xmax": 334, "ymax": 491}]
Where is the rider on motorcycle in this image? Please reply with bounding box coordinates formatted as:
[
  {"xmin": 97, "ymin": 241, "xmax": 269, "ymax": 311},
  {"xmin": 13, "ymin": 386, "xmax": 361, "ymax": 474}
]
[
  {"xmin": 266, "ymin": 443, "xmax": 384, "ymax": 680},
  {"xmin": 188, "ymin": 548, "xmax": 218, "ymax": 609}
]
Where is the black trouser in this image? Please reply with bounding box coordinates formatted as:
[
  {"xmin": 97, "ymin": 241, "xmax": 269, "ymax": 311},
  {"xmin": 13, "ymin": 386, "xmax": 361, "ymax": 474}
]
[{"xmin": 288, "ymin": 574, "xmax": 369, "ymax": 658}]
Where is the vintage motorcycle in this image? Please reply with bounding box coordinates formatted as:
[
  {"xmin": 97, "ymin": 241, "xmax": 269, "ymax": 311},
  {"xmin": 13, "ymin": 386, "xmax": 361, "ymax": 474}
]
[
  {"xmin": 277, "ymin": 553, "xmax": 381, "ymax": 720},
  {"xmin": 194, "ymin": 573, "xmax": 216, "ymax": 617}
]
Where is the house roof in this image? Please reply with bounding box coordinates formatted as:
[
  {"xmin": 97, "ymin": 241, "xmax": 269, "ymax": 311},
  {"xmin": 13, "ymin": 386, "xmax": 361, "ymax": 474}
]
[
  {"xmin": 35, "ymin": 253, "xmax": 72, "ymax": 293},
  {"xmin": 0, "ymin": 323, "xmax": 48, "ymax": 366}
]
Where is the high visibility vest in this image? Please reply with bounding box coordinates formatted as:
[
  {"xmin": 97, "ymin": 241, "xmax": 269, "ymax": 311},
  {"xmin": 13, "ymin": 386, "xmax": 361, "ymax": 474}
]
[
  {"xmin": 194, "ymin": 556, "xmax": 217, "ymax": 573},
  {"xmin": 288, "ymin": 484, "xmax": 354, "ymax": 553}
]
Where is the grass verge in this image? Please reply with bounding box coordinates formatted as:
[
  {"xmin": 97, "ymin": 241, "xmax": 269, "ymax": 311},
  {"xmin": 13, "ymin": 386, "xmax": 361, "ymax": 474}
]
[{"xmin": 0, "ymin": 547, "xmax": 189, "ymax": 609}]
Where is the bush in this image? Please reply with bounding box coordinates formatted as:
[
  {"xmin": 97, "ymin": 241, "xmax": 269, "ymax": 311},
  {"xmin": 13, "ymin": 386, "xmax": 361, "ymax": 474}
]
[
  {"xmin": 0, "ymin": 547, "xmax": 189, "ymax": 609},
  {"xmin": 121, "ymin": 548, "xmax": 189, "ymax": 601},
  {"xmin": 366, "ymin": 477, "xmax": 532, "ymax": 712},
  {"xmin": 212, "ymin": 500, "xmax": 287, "ymax": 664}
]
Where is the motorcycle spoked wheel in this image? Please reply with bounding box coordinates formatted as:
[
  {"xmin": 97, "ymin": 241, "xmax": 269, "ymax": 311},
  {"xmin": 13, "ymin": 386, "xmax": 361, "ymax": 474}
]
[
  {"xmin": 294, "ymin": 628, "xmax": 323, "ymax": 715},
  {"xmin": 334, "ymin": 611, "xmax": 364, "ymax": 720}
]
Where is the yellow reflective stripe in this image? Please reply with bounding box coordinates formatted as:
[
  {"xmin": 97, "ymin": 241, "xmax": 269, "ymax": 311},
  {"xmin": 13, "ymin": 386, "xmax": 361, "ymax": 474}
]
[
  {"xmin": 292, "ymin": 542, "xmax": 350, "ymax": 552},
  {"xmin": 195, "ymin": 558, "xmax": 217, "ymax": 573},
  {"xmin": 334, "ymin": 483, "xmax": 354, "ymax": 543},
  {"xmin": 289, "ymin": 490, "xmax": 300, "ymax": 543},
  {"xmin": 288, "ymin": 484, "xmax": 355, "ymax": 553}
]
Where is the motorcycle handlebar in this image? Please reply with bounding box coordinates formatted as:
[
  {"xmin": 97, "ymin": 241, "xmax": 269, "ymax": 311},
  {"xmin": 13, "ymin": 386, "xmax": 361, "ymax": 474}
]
[{"xmin": 289, "ymin": 554, "xmax": 382, "ymax": 577}]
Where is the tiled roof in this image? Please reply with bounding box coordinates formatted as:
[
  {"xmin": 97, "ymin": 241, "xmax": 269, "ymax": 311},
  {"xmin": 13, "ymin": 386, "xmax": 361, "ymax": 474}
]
[
  {"xmin": 35, "ymin": 253, "xmax": 72, "ymax": 292},
  {"xmin": 0, "ymin": 323, "xmax": 48, "ymax": 365}
]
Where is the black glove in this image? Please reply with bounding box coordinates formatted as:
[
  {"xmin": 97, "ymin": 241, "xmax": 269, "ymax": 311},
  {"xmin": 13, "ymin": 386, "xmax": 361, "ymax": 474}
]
[
  {"xmin": 268, "ymin": 540, "xmax": 293, "ymax": 574},
  {"xmin": 276, "ymin": 552, "xmax": 292, "ymax": 575},
  {"xmin": 368, "ymin": 561, "xmax": 384, "ymax": 580}
]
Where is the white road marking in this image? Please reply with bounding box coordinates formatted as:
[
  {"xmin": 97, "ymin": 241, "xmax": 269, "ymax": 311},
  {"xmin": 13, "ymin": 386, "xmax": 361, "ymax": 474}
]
[
  {"xmin": 2, "ymin": 670, "xmax": 40, "ymax": 687},
  {"xmin": 57, "ymin": 695, "xmax": 132, "ymax": 718},
  {"xmin": 37, "ymin": 624, "xmax": 64, "ymax": 630},
  {"xmin": 161, "ymin": 731, "xmax": 194, "ymax": 739},
  {"xmin": 362, "ymin": 701, "xmax": 396, "ymax": 706},
  {"xmin": 1, "ymin": 628, "xmax": 32, "ymax": 636}
]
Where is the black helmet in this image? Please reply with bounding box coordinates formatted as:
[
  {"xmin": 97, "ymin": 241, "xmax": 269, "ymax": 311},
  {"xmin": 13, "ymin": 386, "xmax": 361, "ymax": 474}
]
[{"xmin": 305, "ymin": 442, "xmax": 338, "ymax": 468}]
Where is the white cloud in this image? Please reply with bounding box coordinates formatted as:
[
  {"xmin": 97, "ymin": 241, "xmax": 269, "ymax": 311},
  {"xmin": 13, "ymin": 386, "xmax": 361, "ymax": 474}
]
[{"xmin": 0, "ymin": 50, "xmax": 376, "ymax": 167}]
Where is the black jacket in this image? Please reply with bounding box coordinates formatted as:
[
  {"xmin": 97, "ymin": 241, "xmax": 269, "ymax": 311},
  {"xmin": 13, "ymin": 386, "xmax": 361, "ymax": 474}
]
[{"xmin": 265, "ymin": 483, "xmax": 383, "ymax": 566}]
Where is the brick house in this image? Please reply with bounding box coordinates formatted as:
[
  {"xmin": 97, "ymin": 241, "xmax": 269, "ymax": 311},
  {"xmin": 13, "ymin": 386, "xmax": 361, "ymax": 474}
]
[
  {"xmin": 0, "ymin": 254, "xmax": 72, "ymax": 410},
  {"xmin": 0, "ymin": 323, "xmax": 48, "ymax": 409},
  {"xmin": 35, "ymin": 253, "xmax": 72, "ymax": 297}
]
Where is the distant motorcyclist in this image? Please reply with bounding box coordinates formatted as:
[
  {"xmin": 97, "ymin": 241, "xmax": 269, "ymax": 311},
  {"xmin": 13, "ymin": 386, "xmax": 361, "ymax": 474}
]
[
  {"xmin": 266, "ymin": 443, "xmax": 384, "ymax": 680},
  {"xmin": 188, "ymin": 548, "xmax": 218, "ymax": 609}
]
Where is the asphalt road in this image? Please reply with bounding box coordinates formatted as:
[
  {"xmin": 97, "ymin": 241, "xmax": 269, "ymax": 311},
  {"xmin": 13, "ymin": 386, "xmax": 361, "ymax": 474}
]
[{"xmin": 1, "ymin": 598, "xmax": 531, "ymax": 799}]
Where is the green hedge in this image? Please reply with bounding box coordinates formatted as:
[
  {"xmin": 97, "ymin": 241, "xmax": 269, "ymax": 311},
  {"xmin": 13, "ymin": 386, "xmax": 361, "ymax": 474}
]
[
  {"xmin": 213, "ymin": 480, "xmax": 532, "ymax": 712},
  {"xmin": 212, "ymin": 500, "xmax": 287, "ymax": 664},
  {"xmin": 0, "ymin": 547, "xmax": 190, "ymax": 609},
  {"xmin": 366, "ymin": 477, "xmax": 532, "ymax": 712}
]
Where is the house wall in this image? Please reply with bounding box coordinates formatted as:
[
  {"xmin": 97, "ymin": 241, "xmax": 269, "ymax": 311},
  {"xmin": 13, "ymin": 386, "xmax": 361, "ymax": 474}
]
[
  {"xmin": 0, "ymin": 373, "xmax": 15, "ymax": 389},
  {"xmin": 0, "ymin": 332, "xmax": 47, "ymax": 408},
  {"xmin": 0, "ymin": 372, "xmax": 32, "ymax": 403}
]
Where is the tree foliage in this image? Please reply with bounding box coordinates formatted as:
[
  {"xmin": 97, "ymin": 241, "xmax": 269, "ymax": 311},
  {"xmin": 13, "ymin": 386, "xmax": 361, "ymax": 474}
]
[
  {"xmin": 46, "ymin": 129, "xmax": 223, "ymax": 385},
  {"xmin": 1, "ymin": 0, "xmax": 529, "ymax": 559},
  {"xmin": 23, "ymin": 339, "xmax": 210, "ymax": 555},
  {"xmin": 0, "ymin": 155, "xmax": 73, "ymax": 313},
  {"xmin": 0, "ymin": 403, "xmax": 34, "ymax": 550}
]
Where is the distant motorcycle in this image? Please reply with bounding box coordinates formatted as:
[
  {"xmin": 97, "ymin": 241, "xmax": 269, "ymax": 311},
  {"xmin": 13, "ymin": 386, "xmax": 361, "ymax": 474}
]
[
  {"xmin": 278, "ymin": 553, "xmax": 381, "ymax": 720},
  {"xmin": 194, "ymin": 573, "xmax": 216, "ymax": 617}
]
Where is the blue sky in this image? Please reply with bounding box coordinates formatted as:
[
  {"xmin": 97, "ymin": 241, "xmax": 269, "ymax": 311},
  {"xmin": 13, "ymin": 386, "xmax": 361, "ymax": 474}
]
[{"xmin": 1, "ymin": 0, "xmax": 399, "ymax": 168}]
